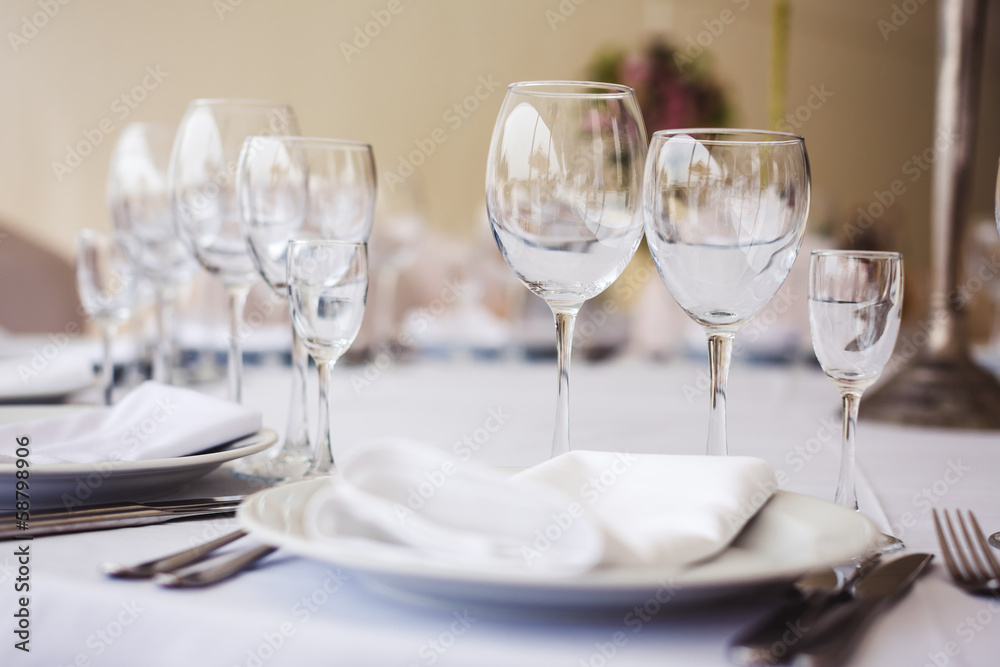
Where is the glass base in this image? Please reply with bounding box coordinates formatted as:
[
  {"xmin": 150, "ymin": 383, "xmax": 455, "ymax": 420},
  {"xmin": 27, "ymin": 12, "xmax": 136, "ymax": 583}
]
[
  {"xmin": 876, "ymin": 532, "xmax": 906, "ymax": 554},
  {"xmin": 232, "ymin": 452, "xmax": 312, "ymax": 483}
]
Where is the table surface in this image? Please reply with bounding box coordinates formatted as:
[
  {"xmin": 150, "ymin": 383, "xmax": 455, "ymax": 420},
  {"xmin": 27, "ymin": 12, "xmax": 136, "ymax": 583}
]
[{"xmin": 3, "ymin": 358, "xmax": 999, "ymax": 667}]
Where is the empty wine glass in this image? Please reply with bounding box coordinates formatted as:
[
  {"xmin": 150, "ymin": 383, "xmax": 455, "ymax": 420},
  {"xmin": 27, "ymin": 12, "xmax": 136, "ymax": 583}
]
[
  {"xmin": 485, "ymin": 81, "xmax": 647, "ymax": 458},
  {"xmin": 238, "ymin": 136, "xmax": 376, "ymax": 479},
  {"xmin": 643, "ymin": 130, "xmax": 810, "ymax": 456},
  {"xmin": 169, "ymin": 99, "xmax": 300, "ymax": 403},
  {"xmin": 287, "ymin": 241, "xmax": 368, "ymax": 474},
  {"xmin": 76, "ymin": 229, "xmax": 138, "ymax": 405},
  {"xmin": 809, "ymin": 250, "xmax": 903, "ymax": 513},
  {"xmin": 108, "ymin": 122, "xmax": 198, "ymax": 383}
]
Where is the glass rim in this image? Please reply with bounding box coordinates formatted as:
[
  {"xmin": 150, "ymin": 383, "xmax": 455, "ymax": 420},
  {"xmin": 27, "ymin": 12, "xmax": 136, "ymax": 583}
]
[
  {"xmin": 287, "ymin": 239, "xmax": 367, "ymax": 249},
  {"xmin": 811, "ymin": 249, "xmax": 902, "ymax": 260},
  {"xmin": 651, "ymin": 128, "xmax": 805, "ymax": 145},
  {"xmin": 243, "ymin": 135, "xmax": 372, "ymax": 152},
  {"xmin": 186, "ymin": 98, "xmax": 295, "ymax": 110},
  {"xmin": 507, "ymin": 80, "xmax": 636, "ymax": 99}
]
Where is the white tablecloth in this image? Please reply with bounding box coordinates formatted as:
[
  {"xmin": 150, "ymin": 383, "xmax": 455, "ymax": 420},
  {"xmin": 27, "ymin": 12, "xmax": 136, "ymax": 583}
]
[{"xmin": 3, "ymin": 359, "xmax": 1000, "ymax": 666}]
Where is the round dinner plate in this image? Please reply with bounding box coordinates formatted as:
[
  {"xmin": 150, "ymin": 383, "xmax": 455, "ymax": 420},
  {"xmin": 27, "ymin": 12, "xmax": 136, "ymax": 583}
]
[
  {"xmin": 239, "ymin": 476, "xmax": 882, "ymax": 610},
  {"xmin": 0, "ymin": 405, "xmax": 277, "ymax": 509}
]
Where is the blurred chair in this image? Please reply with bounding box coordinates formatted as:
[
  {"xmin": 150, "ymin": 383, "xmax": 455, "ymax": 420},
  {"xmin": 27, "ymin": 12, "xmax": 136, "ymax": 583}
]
[{"xmin": 0, "ymin": 226, "xmax": 83, "ymax": 334}]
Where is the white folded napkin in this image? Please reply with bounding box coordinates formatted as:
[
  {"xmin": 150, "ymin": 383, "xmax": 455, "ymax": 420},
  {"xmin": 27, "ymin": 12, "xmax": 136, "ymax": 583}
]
[
  {"xmin": 0, "ymin": 382, "xmax": 262, "ymax": 464},
  {"xmin": 0, "ymin": 347, "xmax": 94, "ymax": 400},
  {"xmin": 302, "ymin": 439, "xmax": 777, "ymax": 576}
]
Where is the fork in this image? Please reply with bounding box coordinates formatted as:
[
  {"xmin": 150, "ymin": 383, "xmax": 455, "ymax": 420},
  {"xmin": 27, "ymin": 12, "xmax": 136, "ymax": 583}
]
[{"xmin": 932, "ymin": 509, "xmax": 1000, "ymax": 595}]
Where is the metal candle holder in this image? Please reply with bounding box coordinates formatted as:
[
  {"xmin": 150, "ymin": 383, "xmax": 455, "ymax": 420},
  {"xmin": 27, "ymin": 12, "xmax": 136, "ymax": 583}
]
[{"xmin": 864, "ymin": 0, "xmax": 1000, "ymax": 428}]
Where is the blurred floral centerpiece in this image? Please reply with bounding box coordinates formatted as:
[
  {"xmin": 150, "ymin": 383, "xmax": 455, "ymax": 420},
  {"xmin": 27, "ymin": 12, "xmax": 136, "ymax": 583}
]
[{"xmin": 588, "ymin": 40, "xmax": 732, "ymax": 133}]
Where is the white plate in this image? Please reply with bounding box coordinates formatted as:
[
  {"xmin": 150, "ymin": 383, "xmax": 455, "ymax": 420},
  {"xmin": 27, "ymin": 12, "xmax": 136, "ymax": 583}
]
[
  {"xmin": 239, "ymin": 477, "xmax": 882, "ymax": 609},
  {"xmin": 0, "ymin": 405, "xmax": 276, "ymax": 509}
]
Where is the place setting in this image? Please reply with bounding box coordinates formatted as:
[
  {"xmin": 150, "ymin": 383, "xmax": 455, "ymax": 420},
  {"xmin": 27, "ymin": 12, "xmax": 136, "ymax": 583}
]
[{"xmin": 7, "ymin": 3, "xmax": 1000, "ymax": 664}]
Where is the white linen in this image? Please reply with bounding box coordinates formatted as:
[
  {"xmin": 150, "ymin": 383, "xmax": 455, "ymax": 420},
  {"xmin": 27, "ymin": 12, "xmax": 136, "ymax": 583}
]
[
  {"xmin": 0, "ymin": 381, "xmax": 262, "ymax": 464},
  {"xmin": 0, "ymin": 347, "xmax": 94, "ymax": 399},
  {"xmin": 302, "ymin": 439, "xmax": 776, "ymax": 574}
]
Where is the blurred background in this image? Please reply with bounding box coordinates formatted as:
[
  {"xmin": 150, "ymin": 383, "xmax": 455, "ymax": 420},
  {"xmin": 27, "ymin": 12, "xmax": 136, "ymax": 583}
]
[{"xmin": 2, "ymin": 0, "xmax": 1000, "ymax": 375}]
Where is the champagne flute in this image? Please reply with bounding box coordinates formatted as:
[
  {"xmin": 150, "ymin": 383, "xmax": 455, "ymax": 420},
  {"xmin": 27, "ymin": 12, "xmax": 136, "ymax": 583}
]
[
  {"xmin": 75, "ymin": 229, "xmax": 138, "ymax": 405},
  {"xmin": 108, "ymin": 122, "xmax": 198, "ymax": 383},
  {"xmin": 643, "ymin": 130, "xmax": 810, "ymax": 456},
  {"xmin": 169, "ymin": 99, "xmax": 300, "ymax": 403},
  {"xmin": 809, "ymin": 251, "xmax": 903, "ymax": 512},
  {"xmin": 237, "ymin": 136, "xmax": 376, "ymax": 479},
  {"xmin": 485, "ymin": 81, "xmax": 647, "ymax": 458},
  {"xmin": 287, "ymin": 241, "xmax": 368, "ymax": 474}
]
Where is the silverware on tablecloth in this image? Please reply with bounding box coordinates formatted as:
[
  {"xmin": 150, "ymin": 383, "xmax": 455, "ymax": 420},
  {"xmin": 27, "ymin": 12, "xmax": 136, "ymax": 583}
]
[
  {"xmin": 988, "ymin": 531, "xmax": 1000, "ymax": 550},
  {"xmin": 103, "ymin": 529, "xmax": 249, "ymax": 579},
  {"xmin": 153, "ymin": 543, "xmax": 278, "ymax": 588},
  {"xmin": 730, "ymin": 553, "xmax": 932, "ymax": 667},
  {"xmin": 728, "ymin": 553, "xmax": 880, "ymax": 665},
  {"xmin": 0, "ymin": 496, "xmax": 245, "ymax": 539},
  {"xmin": 933, "ymin": 509, "xmax": 1000, "ymax": 595}
]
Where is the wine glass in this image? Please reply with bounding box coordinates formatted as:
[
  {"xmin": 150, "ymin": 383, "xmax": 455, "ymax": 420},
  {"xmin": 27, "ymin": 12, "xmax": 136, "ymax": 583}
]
[
  {"xmin": 643, "ymin": 129, "xmax": 810, "ymax": 456},
  {"xmin": 287, "ymin": 241, "xmax": 368, "ymax": 474},
  {"xmin": 75, "ymin": 229, "xmax": 138, "ymax": 405},
  {"xmin": 485, "ymin": 81, "xmax": 647, "ymax": 458},
  {"xmin": 169, "ymin": 99, "xmax": 300, "ymax": 403},
  {"xmin": 108, "ymin": 122, "xmax": 199, "ymax": 383},
  {"xmin": 237, "ymin": 136, "xmax": 376, "ymax": 479},
  {"xmin": 809, "ymin": 250, "xmax": 903, "ymax": 512}
]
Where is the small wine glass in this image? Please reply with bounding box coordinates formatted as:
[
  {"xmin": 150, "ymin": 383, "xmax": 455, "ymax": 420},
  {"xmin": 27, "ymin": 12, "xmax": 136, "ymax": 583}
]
[
  {"xmin": 643, "ymin": 129, "xmax": 810, "ymax": 456},
  {"xmin": 108, "ymin": 122, "xmax": 199, "ymax": 383},
  {"xmin": 75, "ymin": 229, "xmax": 138, "ymax": 405},
  {"xmin": 485, "ymin": 81, "xmax": 647, "ymax": 458},
  {"xmin": 169, "ymin": 99, "xmax": 300, "ymax": 403},
  {"xmin": 809, "ymin": 250, "xmax": 902, "ymax": 514},
  {"xmin": 237, "ymin": 136, "xmax": 376, "ymax": 479},
  {"xmin": 287, "ymin": 241, "xmax": 368, "ymax": 474}
]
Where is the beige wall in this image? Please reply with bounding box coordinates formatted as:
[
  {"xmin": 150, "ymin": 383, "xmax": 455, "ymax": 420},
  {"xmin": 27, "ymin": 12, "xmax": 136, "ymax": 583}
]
[{"xmin": 1, "ymin": 0, "xmax": 999, "ymax": 306}]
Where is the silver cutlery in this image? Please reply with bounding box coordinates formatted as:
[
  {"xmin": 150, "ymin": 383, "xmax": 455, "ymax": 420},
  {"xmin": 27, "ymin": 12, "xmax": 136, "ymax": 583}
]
[
  {"xmin": 729, "ymin": 553, "xmax": 880, "ymax": 665},
  {"xmin": 103, "ymin": 529, "xmax": 249, "ymax": 579},
  {"xmin": 154, "ymin": 543, "xmax": 277, "ymax": 588},
  {"xmin": 933, "ymin": 508, "xmax": 1000, "ymax": 595},
  {"xmin": 0, "ymin": 496, "xmax": 245, "ymax": 539},
  {"xmin": 989, "ymin": 532, "xmax": 1000, "ymax": 550},
  {"xmin": 730, "ymin": 553, "xmax": 932, "ymax": 666}
]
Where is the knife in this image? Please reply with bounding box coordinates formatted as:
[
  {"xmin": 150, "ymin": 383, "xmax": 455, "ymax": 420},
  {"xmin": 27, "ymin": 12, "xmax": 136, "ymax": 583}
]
[
  {"xmin": 790, "ymin": 553, "xmax": 933, "ymax": 667},
  {"xmin": 0, "ymin": 496, "xmax": 246, "ymax": 539},
  {"xmin": 729, "ymin": 553, "xmax": 882, "ymax": 666}
]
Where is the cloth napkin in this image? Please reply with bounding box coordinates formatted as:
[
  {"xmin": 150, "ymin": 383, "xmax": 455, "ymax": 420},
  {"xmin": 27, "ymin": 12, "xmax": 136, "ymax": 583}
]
[
  {"xmin": 302, "ymin": 439, "xmax": 777, "ymax": 576},
  {"xmin": 0, "ymin": 348, "xmax": 94, "ymax": 400},
  {"xmin": 0, "ymin": 381, "xmax": 262, "ymax": 464}
]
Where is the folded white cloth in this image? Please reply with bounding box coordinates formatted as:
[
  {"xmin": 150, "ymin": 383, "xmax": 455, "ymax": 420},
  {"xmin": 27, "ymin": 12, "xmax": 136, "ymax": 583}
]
[
  {"xmin": 0, "ymin": 382, "xmax": 262, "ymax": 464},
  {"xmin": 0, "ymin": 348, "xmax": 94, "ymax": 400},
  {"xmin": 302, "ymin": 440, "xmax": 777, "ymax": 576}
]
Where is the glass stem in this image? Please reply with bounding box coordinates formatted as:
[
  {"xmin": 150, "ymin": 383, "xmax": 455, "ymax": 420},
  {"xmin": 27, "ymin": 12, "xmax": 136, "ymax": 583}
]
[
  {"xmin": 835, "ymin": 390, "xmax": 862, "ymax": 511},
  {"xmin": 706, "ymin": 332, "xmax": 735, "ymax": 456},
  {"xmin": 310, "ymin": 358, "xmax": 336, "ymax": 474},
  {"xmin": 226, "ymin": 286, "xmax": 249, "ymax": 404},
  {"xmin": 152, "ymin": 285, "xmax": 175, "ymax": 384},
  {"xmin": 101, "ymin": 323, "xmax": 116, "ymax": 406},
  {"xmin": 283, "ymin": 326, "xmax": 312, "ymax": 456},
  {"xmin": 551, "ymin": 304, "xmax": 582, "ymax": 458}
]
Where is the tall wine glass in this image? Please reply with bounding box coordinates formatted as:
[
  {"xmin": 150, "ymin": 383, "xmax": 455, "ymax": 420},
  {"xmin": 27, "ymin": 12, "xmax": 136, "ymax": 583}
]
[
  {"xmin": 108, "ymin": 122, "xmax": 198, "ymax": 383},
  {"xmin": 287, "ymin": 241, "xmax": 368, "ymax": 474},
  {"xmin": 809, "ymin": 251, "xmax": 903, "ymax": 511},
  {"xmin": 485, "ymin": 81, "xmax": 647, "ymax": 458},
  {"xmin": 643, "ymin": 130, "xmax": 810, "ymax": 456},
  {"xmin": 169, "ymin": 99, "xmax": 300, "ymax": 403},
  {"xmin": 76, "ymin": 229, "xmax": 138, "ymax": 405},
  {"xmin": 238, "ymin": 136, "xmax": 376, "ymax": 479}
]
